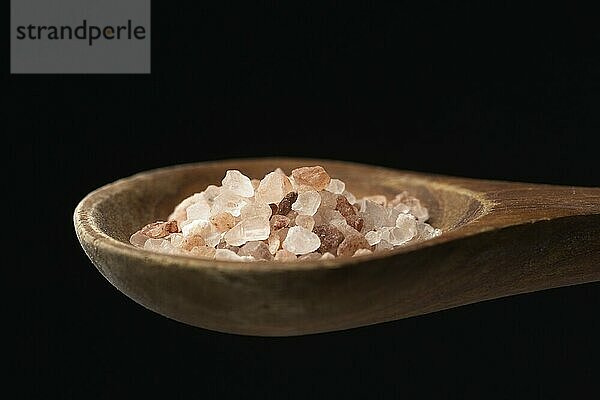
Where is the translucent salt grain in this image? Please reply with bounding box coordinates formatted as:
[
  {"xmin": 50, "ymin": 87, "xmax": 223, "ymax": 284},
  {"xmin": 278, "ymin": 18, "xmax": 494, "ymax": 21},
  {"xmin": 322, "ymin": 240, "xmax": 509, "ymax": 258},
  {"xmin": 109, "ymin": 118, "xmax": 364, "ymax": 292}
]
[
  {"xmin": 215, "ymin": 248, "xmax": 254, "ymax": 261},
  {"xmin": 203, "ymin": 185, "xmax": 222, "ymax": 204},
  {"xmin": 381, "ymin": 225, "xmax": 416, "ymax": 246},
  {"xmin": 343, "ymin": 190, "xmax": 357, "ymax": 205},
  {"xmin": 375, "ymin": 240, "xmax": 394, "ymax": 252},
  {"xmin": 144, "ymin": 238, "xmax": 179, "ymax": 254},
  {"xmin": 353, "ymin": 248, "xmax": 373, "ymax": 257},
  {"xmin": 168, "ymin": 193, "xmax": 204, "ymax": 225},
  {"xmin": 190, "ymin": 246, "xmax": 216, "ymax": 259},
  {"xmin": 130, "ymin": 231, "xmax": 149, "ymax": 247},
  {"xmin": 224, "ymin": 216, "xmax": 270, "ymax": 246},
  {"xmin": 292, "ymin": 190, "xmax": 321, "ymax": 216},
  {"xmin": 182, "ymin": 219, "xmax": 212, "ymax": 238},
  {"xmin": 204, "ymin": 231, "xmax": 223, "ymax": 248},
  {"xmin": 222, "ymin": 170, "xmax": 254, "ymax": 198},
  {"xmin": 238, "ymin": 241, "xmax": 273, "ymax": 261},
  {"xmin": 169, "ymin": 233, "xmax": 185, "ymax": 247},
  {"xmin": 295, "ymin": 214, "xmax": 315, "ymax": 231},
  {"xmin": 275, "ymin": 249, "xmax": 297, "ymax": 261},
  {"xmin": 255, "ymin": 170, "xmax": 293, "ymax": 204},
  {"xmin": 185, "ymin": 195, "xmax": 210, "ymax": 221},
  {"xmin": 396, "ymin": 213, "xmax": 418, "ymax": 233},
  {"xmin": 320, "ymin": 252, "xmax": 336, "ymax": 260},
  {"xmin": 211, "ymin": 190, "xmax": 250, "ymax": 217},
  {"xmin": 282, "ymin": 226, "xmax": 321, "ymax": 255},
  {"xmin": 240, "ymin": 200, "xmax": 272, "ymax": 220},
  {"xmin": 365, "ymin": 230, "xmax": 382, "ymax": 246},
  {"xmin": 291, "ymin": 166, "xmax": 331, "ymax": 191},
  {"xmin": 326, "ymin": 178, "xmax": 346, "ymax": 194},
  {"xmin": 267, "ymin": 233, "xmax": 281, "ymax": 255}
]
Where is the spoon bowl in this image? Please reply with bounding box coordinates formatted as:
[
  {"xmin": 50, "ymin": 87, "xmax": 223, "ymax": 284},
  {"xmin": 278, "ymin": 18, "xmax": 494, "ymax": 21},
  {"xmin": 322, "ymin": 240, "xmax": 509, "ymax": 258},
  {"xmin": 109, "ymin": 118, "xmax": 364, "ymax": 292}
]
[{"xmin": 74, "ymin": 158, "xmax": 600, "ymax": 336}]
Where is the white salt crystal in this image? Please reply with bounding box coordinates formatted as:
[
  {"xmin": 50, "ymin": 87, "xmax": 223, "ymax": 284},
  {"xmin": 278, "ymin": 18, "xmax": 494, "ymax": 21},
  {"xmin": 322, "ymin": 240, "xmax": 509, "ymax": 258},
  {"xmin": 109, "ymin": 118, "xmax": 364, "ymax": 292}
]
[
  {"xmin": 291, "ymin": 190, "xmax": 321, "ymax": 216},
  {"xmin": 320, "ymin": 252, "xmax": 336, "ymax": 260},
  {"xmin": 326, "ymin": 178, "xmax": 346, "ymax": 194},
  {"xmin": 381, "ymin": 225, "xmax": 416, "ymax": 246},
  {"xmin": 204, "ymin": 231, "xmax": 223, "ymax": 248},
  {"xmin": 215, "ymin": 248, "xmax": 254, "ymax": 261},
  {"xmin": 168, "ymin": 192, "xmax": 204, "ymax": 224},
  {"xmin": 240, "ymin": 199, "xmax": 273, "ymax": 219},
  {"xmin": 359, "ymin": 200, "xmax": 400, "ymax": 231},
  {"xmin": 222, "ymin": 170, "xmax": 254, "ymax": 198},
  {"xmin": 343, "ymin": 190, "xmax": 356, "ymax": 204},
  {"xmin": 295, "ymin": 214, "xmax": 315, "ymax": 231},
  {"xmin": 375, "ymin": 239, "xmax": 394, "ymax": 252},
  {"xmin": 255, "ymin": 170, "xmax": 293, "ymax": 204},
  {"xmin": 282, "ymin": 226, "xmax": 321, "ymax": 255},
  {"xmin": 182, "ymin": 219, "xmax": 212, "ymax": 237},
  {"xmin": 365, "ymin": 230, "xmax": 382, "ymax": 246},
  {"xmin": 186, "ymin": 198, "xmax": 211, "ymax": 221},
  {"xmin": 267, "ymin": 233, "xmax": 281, "ymax": 255},
  {"xmin": 144, "ymin": 238, "xmax": 180, "ymax": 254},
  {"xmin": 396, "ymin": 213, "xmax": 418, "ymax": 231},
  {"xmin": 169, "ymin": 233, "xmax": 185, "ymax": 247},
  {"xmin": 203, "ymin": 185, "xmax": 222, "ymax": 204},
  {"xmin": 224, "ymin": 216, "xmax": 270, "ymax": 246},
  {"xmin": 211, "ymin": 190, "xmax": 250, "ymax": 217}
]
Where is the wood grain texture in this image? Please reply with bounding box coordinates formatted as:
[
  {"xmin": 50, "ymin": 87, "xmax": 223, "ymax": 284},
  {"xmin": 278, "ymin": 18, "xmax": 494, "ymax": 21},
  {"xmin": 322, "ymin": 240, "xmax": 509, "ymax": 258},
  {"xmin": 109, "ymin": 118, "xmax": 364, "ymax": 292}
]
[{"xmin": 73, "ymin": 158, "xmax": 600, "ymax": 336}]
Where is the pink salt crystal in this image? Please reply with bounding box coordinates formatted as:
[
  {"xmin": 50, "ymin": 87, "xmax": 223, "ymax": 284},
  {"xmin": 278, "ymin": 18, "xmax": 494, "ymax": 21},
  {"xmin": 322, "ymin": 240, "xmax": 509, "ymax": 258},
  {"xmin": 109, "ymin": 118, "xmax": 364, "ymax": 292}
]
[
  {"xmin": 274, "ymin": 249, "xmax": 297, "ymax": 261},
  {"xmin": 291, "ymin": 166, "xmax": 331, "ymax": 191},
  {"xmin": 291, "ymin": 190, "xmax": 321, "ymax": 216},
  {"xmin": 130, "ymin": 231, "xmax": 149, "ymax": 247},
  {"xmin": 181, "ymin": 235, "xmax": 206, "ymax": 251},
  {"xmin": 318, "ymin": 190, "xmax": 338, "ymax": 210},
  {"xmin": 238, "ymin": 241, "xmax": 273, "ymax": 261},
  {"xmin": 144, "ymin": 238, "xmax": 177, "ymax": 254},
  {"xmin": 282, "ymin": 226, "xmax": 321, "ymax": 255},
  {"xmin": 312, "ymin": 224, "xmax": 344, "ymax": 254},
  {"xmin": 295, "ymin": 214, "xmax": 315, "ymax": 231},
  {"xmin": 255, "ymin": 170, "xmax": 293, "ymax": 204},
  {"xmin": 337, "ymin": 234, "xmax": 370, "ymax": 257},
  {"xmin": 267, "ymin": 233, "xmax": 281, "ymax": 255},
  {"xmin": 320, "ymin": 252, "xmax": 336, "ymax": 260},
  {"xmin": 353, "ymin": 248, "xmax": 373, "ymax": 257},
  {"xmin": 276, "ymin": 191, "xmax": 298, "ymax": 215},
  {"xmin": 210, "ymin": 212, "xmax": 236, "ymax": 232},
  {"xmin": 189, "ymin": 246, "xmax": 216, "ymax": 259},
  {"xmin": 298, "ymin": 252, "xmax": 322, "ymax": 261},
  {"xmin": 222, "ymin": 170, "xmax": 254, "ymax": 198},
  {"xmin": 334, "ymin": 195, "xmax": 363, "ymax": 231},
  {"xmin": 141, "ymin": 221, "xmax": 179, "ymax": 239},
  {"xmin": 224, "ymin": 216, "xmax": 270, "ymax": 246},
  {"xmin": 270, "ymin": 215, "xmax": 290, "ymax": 231}
]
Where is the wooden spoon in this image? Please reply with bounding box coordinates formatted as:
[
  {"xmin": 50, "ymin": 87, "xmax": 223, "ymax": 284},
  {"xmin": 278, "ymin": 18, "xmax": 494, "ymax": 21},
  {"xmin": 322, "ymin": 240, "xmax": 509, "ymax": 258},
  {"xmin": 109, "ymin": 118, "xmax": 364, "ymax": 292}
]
[{"xmin": 73, "ymin": 158, "xmax": 600, "ymax": 336}]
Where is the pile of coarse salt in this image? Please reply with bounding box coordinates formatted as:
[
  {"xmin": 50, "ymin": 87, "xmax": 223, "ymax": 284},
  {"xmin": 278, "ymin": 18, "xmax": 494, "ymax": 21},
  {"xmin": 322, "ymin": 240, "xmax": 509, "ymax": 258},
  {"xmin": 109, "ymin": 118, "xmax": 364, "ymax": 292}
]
[{"xmin": 130, "ymin": 166, "xmax": 441, "ymax": 261}]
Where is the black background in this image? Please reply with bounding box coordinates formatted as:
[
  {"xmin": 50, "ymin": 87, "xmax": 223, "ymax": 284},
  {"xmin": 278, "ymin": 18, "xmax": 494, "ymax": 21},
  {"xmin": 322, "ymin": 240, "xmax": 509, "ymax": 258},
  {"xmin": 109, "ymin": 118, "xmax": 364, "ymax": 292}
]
[{"xmin": 9, "ymin": 2, "xmax": 599, "ymax": 398}]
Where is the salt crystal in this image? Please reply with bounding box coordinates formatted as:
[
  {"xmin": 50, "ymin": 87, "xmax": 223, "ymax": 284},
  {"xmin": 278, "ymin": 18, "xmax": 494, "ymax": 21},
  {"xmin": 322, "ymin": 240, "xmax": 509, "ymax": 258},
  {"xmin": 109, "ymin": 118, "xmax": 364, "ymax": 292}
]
[
  {"xmin": 392, "ymin": 192, "xmax": 429, "ymax": 221},
  {"xmin": 238, "ymin": 241, "xmax": 273, "ymax": 261},
  {"xmin": 204, "ymin": 231, "xmax": 223, "ymax": 248},
  {"xmin": 298, "ymin": 252, "xmax": 322, "ymax": 261},
  {"xmin": 250, "ymin": 179, "xmax": 261, "ymax": 190},
  {"xmin": 210, "ymin": 212, "xmax": 236, "ymax": 232},
  {"xmin": 267, "ymin": 233, "xmax": 281, "ymax": 254},
  {"xmin": 240, "ymin": 200, "xmax": 273, "ymax": 220},
  {"xmin": 291, "ymin": 166, "xmax": 331, "ymax": 191},
  {"xmin": 255, "ymin": 170, "xmax": 293, "ymax": 204},
  {"xmin": 168, "ymin": 193, "xmax": 204, "ymax": 225},
  {"xmin": 141, "ymin": 221, "xmax": 179, "ymax": 239},
  {"xmin": 375, "ymin": 240, "xmax": 394, "ymax": 252},
  {"xmin": 215, "ymin": 248, "xmax": 254, "ymax": 261},
  {"xmin": 203, "ymin": 185, "xmax": 222, "ymax": 204},
  {"xmin": 274, "ymin": 249, "xmax": 297, "ymax": 261},
  {"xmin": 353, "ymin": 248, "xmax": 373, "ymax": 257},
  {"xmin": 318, "ymin": 190, "xmax": 338, "ymax": 210},
  {"xmin": 224, "ymin": 216, "xmax": 270, "ymax": 246},
  {"xmin": 337, "ymin": 234, "xmax": 371, "ymax": 257},
  {"xmin": 343, "ymin": 190, "xmax": 357, "ymax": 204},
  {"xmin": 295, "ymin": 214, "xmax": 315, "ymax": 231},
  {"xmin": 144, "ymin": 238, "xmax": 178, "ymax": 254},
  {"xmin": 381, "ymin": 225, "xmax": 416, "ymax": 246},
  {"xmin": 190, "ymin": 246, "xmax": 216, "ymax": 259},
  {"xmin": 211, "ymin": 190, "xmax": 250, "ymax": 217},
  {"xmin": 186, "ymin": 202, "xmax": 211, "ymax": 223},
  {"xmin": 291, "ymin": 190, "xmax": 321, "ymax": 215},
  {"xmin": 270, "ymin": 215, "xmax": 290, "ymax": 231},
  {"xmin": 222, "ymin": 170, "xmax": 254, "ymax": 197},
  {"xmin": 396, "ymin": 213, "xmax": 418, "ymax": 232},
  {"xmin": 169, "ymin": 233, "xmax": 185, "ymax": 247},
  {"xmin": 365, "ymin": 230, "xmax": 382, "ymax": 246},
  {"xmin": 363, "ymin": 195, "xmax": 387, "ymax": 206},
  {"xmin": 313, "ymin": 224, "xmax": 344, "ymax": 253},
  {"xmin": 326, "ymin": 178, "xmax": 346, "ymax": 194},
  {"xmin": 182, "ymin": 219, "xmax": 212, "ymax": 238},
  {"xmin": 320, "ymin": 252, "xmax": 336, "ymax": 260},
  {"xmin": 359, "ymin": 200, "xmax": 399, "ymax": 231},
  {"xmin": 130, "ymin": 231, "xmax": 149, "ymax": 247},
  {"xmin": 282, "ymin": 226, "xmax": 321, "ymax": 255},
  {"xmin": 276, "ymin": 191, "xmax": 298, "ymax": 215}
]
